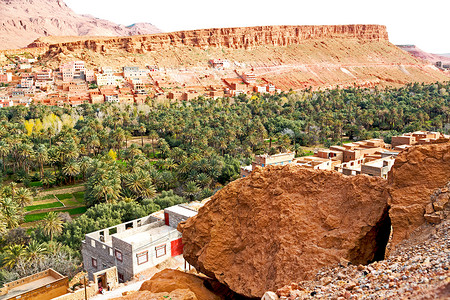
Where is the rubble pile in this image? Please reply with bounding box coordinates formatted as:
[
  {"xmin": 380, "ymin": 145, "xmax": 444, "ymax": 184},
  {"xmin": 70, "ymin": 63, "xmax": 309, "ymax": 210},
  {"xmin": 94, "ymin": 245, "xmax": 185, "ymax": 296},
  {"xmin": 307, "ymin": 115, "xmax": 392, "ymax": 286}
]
[{"xmin": 271, "ymin": 220, "xmax": 450, "ymax": 300}]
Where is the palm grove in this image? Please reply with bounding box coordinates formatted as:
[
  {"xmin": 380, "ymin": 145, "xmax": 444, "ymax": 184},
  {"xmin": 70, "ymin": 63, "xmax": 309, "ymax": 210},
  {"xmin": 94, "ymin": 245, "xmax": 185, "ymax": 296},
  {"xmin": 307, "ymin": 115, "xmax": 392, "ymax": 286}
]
[{"xmin": 0, "ymin": 81, "xmax": 449, "ymax": 284}]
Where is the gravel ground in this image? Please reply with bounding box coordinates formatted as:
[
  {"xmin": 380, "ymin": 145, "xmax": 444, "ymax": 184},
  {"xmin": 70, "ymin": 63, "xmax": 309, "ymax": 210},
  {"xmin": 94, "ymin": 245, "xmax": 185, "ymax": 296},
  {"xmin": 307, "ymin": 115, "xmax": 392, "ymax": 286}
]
[{"xmin": 276, "ymin": 220, "xmax": 450, "ymax": 300}]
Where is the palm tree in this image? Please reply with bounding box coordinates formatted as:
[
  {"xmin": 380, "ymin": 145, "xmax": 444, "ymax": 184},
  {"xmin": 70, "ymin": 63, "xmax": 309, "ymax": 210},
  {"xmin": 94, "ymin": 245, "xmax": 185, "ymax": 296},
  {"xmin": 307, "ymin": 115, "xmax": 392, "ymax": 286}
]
[
  {"xmin": 0, "ymin": 197, "xmax": 22, "ymax": 228},
  {"xmin": 123, "ymin": 169, "xmax": 156, "ymax": 199},
  {"xmin": 138, "ymin": 124, "xmax": 147, "ymax": 147},
  {"xmin": 41, "ymin": 170, "xmax": 56, "ymax": 188},
  {"xmin": 15, "ymin": 188, "xmax": 33, "ymax": 208},
  {"xmin": 34, "ymin": 144, "xmax": 48, "ymax": 178},
  {"xmin": 62, "ymin": 160, "xmax": 80, "ymax": 184},
  {"xmin": 0, "ymin": 140, "xmax": 10, "ymax": 172},
  {"xmin": 183, "ymin": 181, "xmax": 200, "ymax": 202},
  {"xmin": 42, "ymin": 212, "xmax": 63, "ymax": 241},
  {"xmin": 3, "ymin": 244, "xmax": 25, "ymax": 270},
  {"xmin": 93, "ymin": 178, "xmax": 121, "ymax": 204},
  {"xmin": 24, "ymin": 240, "xmax": 47, "ymax": 263}
]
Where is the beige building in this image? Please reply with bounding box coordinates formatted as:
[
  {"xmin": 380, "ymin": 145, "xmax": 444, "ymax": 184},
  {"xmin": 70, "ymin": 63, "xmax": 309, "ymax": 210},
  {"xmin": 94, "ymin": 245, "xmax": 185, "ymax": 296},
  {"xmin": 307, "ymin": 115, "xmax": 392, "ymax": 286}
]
[
  {"xmin": 0, "ymin": 269, "xmax": 68, "ymax": 300},
  {"xmin": 241, "ymin": 152, "xmax": 295, "ymax": 177}
]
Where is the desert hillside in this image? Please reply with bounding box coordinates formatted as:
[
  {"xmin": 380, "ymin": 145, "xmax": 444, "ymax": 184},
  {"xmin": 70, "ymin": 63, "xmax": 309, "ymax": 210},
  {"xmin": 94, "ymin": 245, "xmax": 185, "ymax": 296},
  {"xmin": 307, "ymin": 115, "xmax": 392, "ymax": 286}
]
[
  {"xmin": 28, "ymin": 25, "xmax": 449, "ymax": 90},
  {"xmin": 0, "ymin": 0, "xmax": 161, "ymax": 49}
]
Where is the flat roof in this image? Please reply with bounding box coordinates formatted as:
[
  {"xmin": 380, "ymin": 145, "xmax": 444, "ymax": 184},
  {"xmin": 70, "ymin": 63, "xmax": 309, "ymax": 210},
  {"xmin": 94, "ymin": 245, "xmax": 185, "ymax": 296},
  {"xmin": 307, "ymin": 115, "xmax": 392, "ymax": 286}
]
[
  {"xmin": 165, "ymin": 205, "xmax": 197, "ymax": 218},
  {"xmin": 119, "ymin": 225, "xmax": 175, "ymax": 246},
  {"xmin": 0, "ymin": 276, "xmax": 58, "ymax": 300}
]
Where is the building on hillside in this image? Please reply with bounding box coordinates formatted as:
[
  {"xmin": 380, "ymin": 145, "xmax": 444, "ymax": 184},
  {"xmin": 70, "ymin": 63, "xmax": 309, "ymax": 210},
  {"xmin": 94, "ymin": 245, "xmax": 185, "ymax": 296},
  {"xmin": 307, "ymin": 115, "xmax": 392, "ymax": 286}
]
[
  {"xmin": 360, "ymin": 156, "xmax": 395, "ymax": 179},
  {"xmin": 60, "ymin": 61, "xmax": 86, "ymax": 82},
  {"xmin": 82, "ymin": 203, "xmax": 202, "ymax": 282},
  {"xmin": 242, "ymin": 72, "xmax": 256, "ymax": 84},
  {"xmin": 209, "ymin": 59, "xmax": 230, "ymax": 70},
  {"xmin": 391, "ymin": 131, "xmax": 445, "ymax": 148},
  {"xmin": 123, "ymin": 67, "xmax": 148, "ymax": 79},
  {"xmin": 35, "ymin": 69, "xmax": 53, "ymax": 81},
  {"xmin": 0, "ymin": 269, "xmax": 68, "ymax": 300},
  {"xmin": 20, "ymin": 77, "xmax": 34, "ymax": 88},
  {"xmin": 0, "ymin": 73, "xmax": 12, "ymax": 83},
  {"xmin": 241, "ymin": 152, "xmax": 295, "ymax": 177}
]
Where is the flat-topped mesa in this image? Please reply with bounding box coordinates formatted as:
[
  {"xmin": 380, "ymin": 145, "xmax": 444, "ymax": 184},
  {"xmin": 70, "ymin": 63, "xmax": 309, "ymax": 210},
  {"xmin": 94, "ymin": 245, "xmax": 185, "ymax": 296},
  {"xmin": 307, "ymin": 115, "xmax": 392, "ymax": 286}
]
[{"xmin": 45, "ymin": 24, "xmax": 389, "ymax": 54}]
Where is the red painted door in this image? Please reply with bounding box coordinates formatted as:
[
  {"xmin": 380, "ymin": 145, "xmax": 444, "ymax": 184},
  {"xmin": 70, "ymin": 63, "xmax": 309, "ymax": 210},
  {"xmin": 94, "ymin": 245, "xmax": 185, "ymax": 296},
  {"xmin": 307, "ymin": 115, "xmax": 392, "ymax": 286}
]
[
  {"xmin": 164, "ymin": 213, "xmax": 169, "ymax": 226},
  {"xmin": 171, "ymin": 238, "xmax": 183, "ymax": 256}
]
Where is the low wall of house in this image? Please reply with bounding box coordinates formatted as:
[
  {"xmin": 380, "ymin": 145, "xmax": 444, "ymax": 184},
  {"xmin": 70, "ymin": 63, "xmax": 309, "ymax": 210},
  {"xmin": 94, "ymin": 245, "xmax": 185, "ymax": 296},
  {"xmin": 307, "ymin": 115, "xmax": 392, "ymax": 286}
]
[
  {"xmin": 0, "ymin": 269, "xmax": 67, "ymax": 300},
  {"xmin": 52, "ymin": 282, "xmax": 97, "ymax": 300}
]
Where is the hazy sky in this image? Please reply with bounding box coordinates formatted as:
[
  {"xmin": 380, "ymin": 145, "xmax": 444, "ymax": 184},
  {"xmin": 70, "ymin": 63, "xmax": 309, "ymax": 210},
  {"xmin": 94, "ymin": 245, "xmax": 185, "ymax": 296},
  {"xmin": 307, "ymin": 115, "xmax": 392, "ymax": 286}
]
[{"xmin": 65, "ymin": 0, "xmax": 449, "ymax": 54}]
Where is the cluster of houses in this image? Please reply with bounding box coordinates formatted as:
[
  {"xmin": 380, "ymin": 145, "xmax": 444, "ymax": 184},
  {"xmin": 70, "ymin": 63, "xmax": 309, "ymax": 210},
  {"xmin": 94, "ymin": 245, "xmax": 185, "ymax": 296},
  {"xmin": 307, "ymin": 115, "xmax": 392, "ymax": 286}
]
[
  {"xmin": 241, "ymin": 131, "xmax": 449, "ymax": 179},
  {"xmin": 0, "ymin": 58, "xmax": 157, "ymax": 108},
  {"xmin": 0, "ymin": 55, "xmax": 282, "ymax": 108}
]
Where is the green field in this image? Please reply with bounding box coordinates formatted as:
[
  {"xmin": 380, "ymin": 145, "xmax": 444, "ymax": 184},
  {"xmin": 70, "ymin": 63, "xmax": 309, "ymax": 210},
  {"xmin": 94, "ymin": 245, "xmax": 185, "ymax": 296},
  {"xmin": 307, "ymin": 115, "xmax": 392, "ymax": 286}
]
[
  {"xmin": 73, "ymin": 191, "xmax": 85, "ymax": 203},
  {"xmin": 56, "ymin": 193, "xmax": 74, "ymax": 201},
  {"xmin": 24, "ymin": 206, "xmax": 88, "ymax": 222},
  {"xmin": 25, "ymin": 202, "xmax": 64, "ymax": 212}
]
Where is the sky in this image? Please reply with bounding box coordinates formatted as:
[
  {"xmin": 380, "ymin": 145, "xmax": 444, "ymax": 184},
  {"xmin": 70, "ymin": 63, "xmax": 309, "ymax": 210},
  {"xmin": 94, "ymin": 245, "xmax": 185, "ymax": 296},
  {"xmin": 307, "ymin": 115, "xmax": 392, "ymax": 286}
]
[{"xmin": 65, "ymin": 0, "xmax": 450, "ymax": 54}]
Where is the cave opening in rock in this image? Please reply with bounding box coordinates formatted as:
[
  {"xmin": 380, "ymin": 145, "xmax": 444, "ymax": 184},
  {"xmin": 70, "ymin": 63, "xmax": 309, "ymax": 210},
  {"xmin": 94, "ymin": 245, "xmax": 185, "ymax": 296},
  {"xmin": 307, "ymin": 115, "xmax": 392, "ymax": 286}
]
[{"xmin": 348, "ymin": 207, "xmax": 392, "ymax": 265}]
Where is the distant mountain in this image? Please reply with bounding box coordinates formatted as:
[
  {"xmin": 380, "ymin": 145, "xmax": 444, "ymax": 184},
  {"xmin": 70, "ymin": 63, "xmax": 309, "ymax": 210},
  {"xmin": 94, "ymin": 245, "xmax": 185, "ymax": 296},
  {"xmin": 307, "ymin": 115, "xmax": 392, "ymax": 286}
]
[
  {"xmin": 397, "ymin": 45, "xmax": 450, "ymax": 64},
  {"xmin": 0, "ymin": 0, "xmax": 162, "ymax": 49}
]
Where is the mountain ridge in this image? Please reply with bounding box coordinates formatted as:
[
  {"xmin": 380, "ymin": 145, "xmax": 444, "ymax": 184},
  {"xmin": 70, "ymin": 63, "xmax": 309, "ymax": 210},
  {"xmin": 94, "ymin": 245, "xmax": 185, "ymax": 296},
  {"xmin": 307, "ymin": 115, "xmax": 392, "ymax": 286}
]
[{"xmin": 0, "ymin": 0, "xmax": 162, "ymax": 49}]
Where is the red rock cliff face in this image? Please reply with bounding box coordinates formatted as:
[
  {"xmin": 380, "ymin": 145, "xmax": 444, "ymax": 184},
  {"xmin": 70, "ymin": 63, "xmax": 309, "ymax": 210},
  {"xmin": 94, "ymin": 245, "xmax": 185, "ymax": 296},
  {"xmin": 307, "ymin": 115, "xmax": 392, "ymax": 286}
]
[
  {"xmin": 388, "ymin": 141, "xmax": 450, "ymax": 248},
  {"xmin": 179, "ymin": 166, "xmax": 390, "ymax": 298},
  {"xmin": 44, "ymin": 24, "xmax": 389, "ymax": 54}
]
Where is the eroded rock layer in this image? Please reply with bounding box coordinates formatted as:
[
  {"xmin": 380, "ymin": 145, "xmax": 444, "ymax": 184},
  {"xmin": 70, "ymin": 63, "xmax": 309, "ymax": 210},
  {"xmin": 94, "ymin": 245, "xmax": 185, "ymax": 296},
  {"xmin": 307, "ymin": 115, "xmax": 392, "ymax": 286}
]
[
  {"xmin": 388, "ymin": 141, "xmax": 450, "ymax": 248},
  {"xmin": 179, "ymin": 166, "xmax": 390, "ymax": 298},
  {"xmin": 40, "ymin": 24, "xmax": 389, "ymax": 53}
]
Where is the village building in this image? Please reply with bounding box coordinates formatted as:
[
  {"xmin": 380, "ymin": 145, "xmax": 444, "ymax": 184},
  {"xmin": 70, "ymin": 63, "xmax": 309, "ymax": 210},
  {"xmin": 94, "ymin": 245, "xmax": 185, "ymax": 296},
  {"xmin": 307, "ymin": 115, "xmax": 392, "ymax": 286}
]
[
  {"xmin": 209, "ymin": 59, "xmax": 230, "ymax": 70},
  {"xmin": 0, "ymin": 269, "xmax": 68, "ymax": 300},
  {"xmin": 82, "ymin": 203, "xmax": 202, "ymax": 282},
  {"xmin": 0, "ymin": 72, "xmax": 12, "ymax": 83},
  {"xmin": 241, "ymin": 152, "xmax": 296, "ymax": 177},
  {"xmin": 60, "ymin": 61, "xmax": 86, "ymax": 82}
]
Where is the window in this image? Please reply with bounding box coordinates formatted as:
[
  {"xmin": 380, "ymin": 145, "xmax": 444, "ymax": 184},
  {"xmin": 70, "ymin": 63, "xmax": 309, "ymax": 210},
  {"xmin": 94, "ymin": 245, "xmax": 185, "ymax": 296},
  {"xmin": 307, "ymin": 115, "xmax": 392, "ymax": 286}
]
[
  {"xmin": 90, "ymin": 239, "xmax": 96, "ymax": 247},
  {"xmin": 118, "ymin": 273, "xmax": 124, "ymax": 283},
  {"xmin": 91, "ymin": 258, "xmax": 97, "ymax": 268},
  {"xmin": 125, "ymin": 222, "xmax": 133, "ymax": 230},
  {"xmin": 137, "ymin": 220, "xmax": 142, "ymax": 227},
  {"xmin": 137, "ymin": 251, "xmax": 148, "ymax": 265},
  {"xmin": 261, "ymin": 164, "xmax": 265, "ymax": 167},
  {"xmin": 115, "ymin": 249, "xmax": 123, "ymax": 262},
  {"xmin": 155, "ymin": 245, "xmax": 166, "ymax": 258}
]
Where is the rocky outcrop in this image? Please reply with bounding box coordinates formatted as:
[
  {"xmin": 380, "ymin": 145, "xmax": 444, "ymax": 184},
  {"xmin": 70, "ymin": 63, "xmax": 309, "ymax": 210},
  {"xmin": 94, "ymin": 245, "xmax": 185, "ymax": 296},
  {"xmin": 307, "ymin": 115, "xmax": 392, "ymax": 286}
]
[
  {"xmin": 179, "ymin": 166, "xmax": 391, "ymax": 298},
  {"xmin": 115, "ymin": 269, "xmax": 244, "ymax": 300},
  {"xmin": 41, "ymin": 24, "xmax": 388, "ymax": 54},
  {"xmin": 0, "ymin": 0, "xmax": 161, "ymax": 49},
  {"xmin": 388, "ymin": 141, "xmax": 450, "ymax": 248}
]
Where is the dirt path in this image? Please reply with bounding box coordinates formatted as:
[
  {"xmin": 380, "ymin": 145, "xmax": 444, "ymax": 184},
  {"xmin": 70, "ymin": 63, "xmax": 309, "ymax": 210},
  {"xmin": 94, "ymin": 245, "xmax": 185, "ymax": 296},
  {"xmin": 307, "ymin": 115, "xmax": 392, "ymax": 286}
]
[{"xmin": 39, "ymin": 185, "xmax": 85, "ymax": 196}]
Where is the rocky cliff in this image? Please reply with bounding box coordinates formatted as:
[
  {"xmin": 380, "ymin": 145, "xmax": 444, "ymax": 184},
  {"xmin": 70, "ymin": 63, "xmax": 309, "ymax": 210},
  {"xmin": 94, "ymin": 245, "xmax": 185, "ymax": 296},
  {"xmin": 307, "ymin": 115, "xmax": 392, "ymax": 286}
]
[
  {"xmin": 388, "ymin": 140, "xmax": 450, "ymax": 248},
  {"xmin": 40, "ymin": 24, "xmax": 389, "ymax": 54},
  {"xmin": 179, "ymin": 166, "xmax": 391, "ymax": 298},
  {"xmin": 33, "ymin": 24, "xmax": 448, "ymax": 90},
  {"xmin": 0, "ymin": 0, "xmax": 161, "ymax": 49},
  {"xmin": 179, "ymin": 142, "xmax": 450, "ymax": 298}
]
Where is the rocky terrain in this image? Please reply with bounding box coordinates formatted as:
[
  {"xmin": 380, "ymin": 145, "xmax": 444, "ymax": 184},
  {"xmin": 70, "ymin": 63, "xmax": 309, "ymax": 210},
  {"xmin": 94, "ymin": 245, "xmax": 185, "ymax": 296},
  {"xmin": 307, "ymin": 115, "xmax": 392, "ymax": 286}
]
[
  {"xmin": 0, "ymin": 0, "xmax": 161, "ymax": 49},
  {"xmin": 22, "ymin": 24, "xmax": 448, "ymax": 90},
  {"xmin": 271, "ymin": 218, "xmax": 449, "ymax": 300},
  {"xmin": 115, "ymin": 269, "xmax": 246, "ymax": 300},
  {"xmin": 179, "ymin": 166, "xmax": 391, "ymax": 298},
  {"xmin": 178, "ymin": 141, "xmax": 449, "ymax": 299}
]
